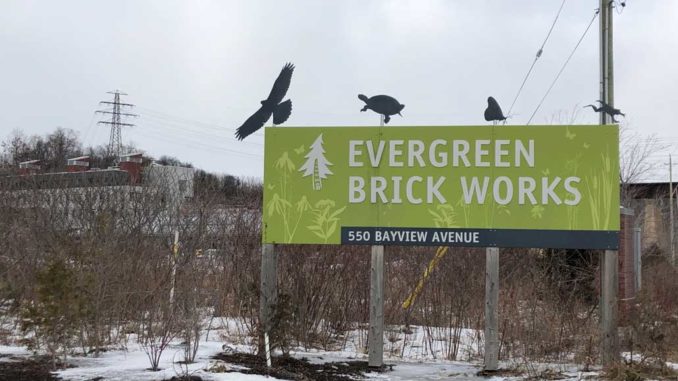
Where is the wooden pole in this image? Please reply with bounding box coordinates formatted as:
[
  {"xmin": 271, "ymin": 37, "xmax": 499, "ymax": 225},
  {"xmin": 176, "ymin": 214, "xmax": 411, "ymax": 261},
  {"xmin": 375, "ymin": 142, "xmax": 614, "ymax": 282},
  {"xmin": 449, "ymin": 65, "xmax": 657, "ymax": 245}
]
[
  {"xmin": 484, "ymin": 247, "xmax": 499, "ymax": 371},
  {"xmin": 599, "ymin": 0, "xmax": 619, "ymax": 366},
  {"xmin": 368, "ymin": 114, "xmax": 385, "ymax": 368},
  {"xmin": 259, "ymin": 243, "xmax": 277, "ymax": 357},
  {"xmin": 600, "ymin": 249, "xmax": 620, "ymax": 365},
  {"xmin": 368, "ymin": 244, "xmax": 384, "ymax": 367},
  {"xmin": 169, "ymin": 230, "xmax": 179, "ymax": 306},
  {"xmin": 669, "ymin": 154, "xmax": 674, "ymax": 266}
]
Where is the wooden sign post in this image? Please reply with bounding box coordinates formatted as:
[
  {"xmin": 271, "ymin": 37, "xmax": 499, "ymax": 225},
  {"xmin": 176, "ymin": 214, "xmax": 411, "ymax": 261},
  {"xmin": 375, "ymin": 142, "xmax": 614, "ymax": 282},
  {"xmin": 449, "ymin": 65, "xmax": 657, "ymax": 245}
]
[
  {"xmin": 259, "ymin": 243, "xmax": 277, "ymax": 358},
  {"xmin": 368, "ymin": 244, "xmax": 384, "ymax": 367},
  {"xmin": 600, "ymin": 249, "xmax": 619, "ymax": 365},
  {"xmin": 484, "ymin": 247, "xmax": 499, "ymax": 371},
  {"xmin": 368, "ymin": 115, "xmax": 386, "ymax": 368}
]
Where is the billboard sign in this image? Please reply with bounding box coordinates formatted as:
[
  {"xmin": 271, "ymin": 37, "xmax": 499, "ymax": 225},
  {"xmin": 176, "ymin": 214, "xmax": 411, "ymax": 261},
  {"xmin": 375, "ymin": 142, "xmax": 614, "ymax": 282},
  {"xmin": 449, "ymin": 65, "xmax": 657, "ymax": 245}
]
[{"xmin": 262, "ymin": 125, "xmax": 619, "ymax": 249}]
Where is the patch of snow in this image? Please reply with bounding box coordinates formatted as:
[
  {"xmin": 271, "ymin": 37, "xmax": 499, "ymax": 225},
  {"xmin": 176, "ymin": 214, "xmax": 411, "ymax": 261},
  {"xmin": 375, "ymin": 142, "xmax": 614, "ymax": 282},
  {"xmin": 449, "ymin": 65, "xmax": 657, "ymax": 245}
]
[
  {"xmin": 0, "ymin": 317, "xmax": 602, "ymax": 381},
  {"xmin": 0, "ymin": 344, "xmax": 32, "ymax": 361}
]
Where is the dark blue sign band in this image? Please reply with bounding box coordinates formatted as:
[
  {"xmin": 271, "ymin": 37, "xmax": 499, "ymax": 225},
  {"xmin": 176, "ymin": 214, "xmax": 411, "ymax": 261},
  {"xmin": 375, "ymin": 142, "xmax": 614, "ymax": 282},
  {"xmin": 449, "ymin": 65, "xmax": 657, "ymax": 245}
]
[{"xmin": 340, "ymin": 227, "xmax": 618, "ymax": 249}]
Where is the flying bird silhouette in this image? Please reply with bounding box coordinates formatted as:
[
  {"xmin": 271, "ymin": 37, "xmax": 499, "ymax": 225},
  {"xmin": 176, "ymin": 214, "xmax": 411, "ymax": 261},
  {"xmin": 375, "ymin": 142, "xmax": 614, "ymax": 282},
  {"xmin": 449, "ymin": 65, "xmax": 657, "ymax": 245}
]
[
  {"xmin": 358, "ymin": 94, "xmax": 404, "ymax": 124},
  {"xmin": 484, "ymin": 96, "xmax": 507, "ymax": 124},
  {"xmin": 584, "ymin": 100, "xmax": 625, "ymax": 123},
  {"xmin": 235, "ymin": 63, "xmax": 294, "ymax": 140}
]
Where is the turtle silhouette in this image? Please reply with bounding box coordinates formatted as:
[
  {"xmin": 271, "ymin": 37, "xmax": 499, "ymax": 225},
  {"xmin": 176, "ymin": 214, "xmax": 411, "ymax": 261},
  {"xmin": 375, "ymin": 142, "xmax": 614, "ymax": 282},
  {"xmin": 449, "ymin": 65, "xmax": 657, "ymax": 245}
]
[{"xmin": 358, "ymin": 94, "xmax": 404, "ymax": 124}]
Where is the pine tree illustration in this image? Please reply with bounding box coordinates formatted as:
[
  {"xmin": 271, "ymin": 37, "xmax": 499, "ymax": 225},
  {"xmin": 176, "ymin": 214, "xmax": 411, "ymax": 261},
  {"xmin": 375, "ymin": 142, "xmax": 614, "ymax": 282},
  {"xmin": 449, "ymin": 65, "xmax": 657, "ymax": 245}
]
[{"xmin": 299, "ymin": 134, "xmax": 333, "ymax": 190}]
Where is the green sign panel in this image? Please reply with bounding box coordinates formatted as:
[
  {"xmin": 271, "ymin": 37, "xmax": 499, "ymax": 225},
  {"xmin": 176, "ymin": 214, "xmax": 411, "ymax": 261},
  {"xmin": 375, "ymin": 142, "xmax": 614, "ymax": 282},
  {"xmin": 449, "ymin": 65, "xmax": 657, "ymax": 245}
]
[{"xmin": 263, "ymin": 125, "xmax": 619, "ymax": 249}]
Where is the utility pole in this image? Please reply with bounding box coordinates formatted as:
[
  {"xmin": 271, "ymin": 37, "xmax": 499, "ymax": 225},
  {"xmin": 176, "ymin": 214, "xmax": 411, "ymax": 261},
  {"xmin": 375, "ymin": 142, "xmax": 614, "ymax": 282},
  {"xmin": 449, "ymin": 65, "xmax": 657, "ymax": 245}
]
[
  {"xmin": 97, "ymin": 90, "xmax": 137, "ymax": 161},
  {"xmin": 670, "ymin": 154, "xmax": 675, "ymax": 266},
  {"xmin": 599, "ymin": 0, "xmax": 620, "ymax": 366}
]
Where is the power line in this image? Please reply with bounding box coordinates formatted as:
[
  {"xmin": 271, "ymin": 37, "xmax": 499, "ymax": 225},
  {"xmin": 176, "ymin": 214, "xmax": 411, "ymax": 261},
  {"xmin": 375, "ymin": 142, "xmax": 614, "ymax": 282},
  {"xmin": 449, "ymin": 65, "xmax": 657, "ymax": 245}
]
[
  {"xmin": 140, "ymin": 116, "xmax": 264, "ymax": 147},
  {"xmin": 506, "ymin": 0, "xmax": 567, "ymax": 118},
  {"xmin": 80, "ymin": 111, "xmax": 98, "ymax": 147},
  {"xmin": 138, "ymin": 107, "xmax": 233, "ymax": 132},
  {"xmin": 136, "ymin": 126, "xmax": 265, "ymax": 157},
  {"xmin": 137, "ymin": 107, "xmax": 267, "ymax": 139},
  {"xmin": 526, "ymin": 8, "xmax": 599, "ymax": 125},
  {"xmin": 128, "ymin": 127, "xmax": 263, "ymax": 158}
]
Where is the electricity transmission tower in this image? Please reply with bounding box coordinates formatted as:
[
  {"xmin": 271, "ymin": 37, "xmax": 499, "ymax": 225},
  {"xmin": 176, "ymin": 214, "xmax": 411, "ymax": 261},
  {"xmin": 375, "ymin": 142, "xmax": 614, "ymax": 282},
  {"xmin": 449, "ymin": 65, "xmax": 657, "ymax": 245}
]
[{"xmin": 96, "ymin": 90, "xmax": 137, "ymax": 160}]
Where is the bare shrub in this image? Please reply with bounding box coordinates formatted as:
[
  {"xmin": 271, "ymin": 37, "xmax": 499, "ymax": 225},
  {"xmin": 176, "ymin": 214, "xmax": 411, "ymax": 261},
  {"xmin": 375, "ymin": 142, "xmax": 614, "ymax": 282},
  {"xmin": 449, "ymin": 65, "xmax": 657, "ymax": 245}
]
[
  {"xmin": 619, "ymin": 257, "xmax": 678, "ymax": 375},
  {"xmin": 497, "ymin": 249, "xmax": 600, "ymax": 363}
]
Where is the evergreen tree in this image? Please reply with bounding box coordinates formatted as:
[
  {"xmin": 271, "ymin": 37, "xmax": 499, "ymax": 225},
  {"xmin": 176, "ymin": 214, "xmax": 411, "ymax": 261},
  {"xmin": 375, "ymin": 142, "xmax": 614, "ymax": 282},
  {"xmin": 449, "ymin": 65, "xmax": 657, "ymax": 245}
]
[{"xmin": 299, "ymin": 134, "xmax": 333, "ymax": 190}]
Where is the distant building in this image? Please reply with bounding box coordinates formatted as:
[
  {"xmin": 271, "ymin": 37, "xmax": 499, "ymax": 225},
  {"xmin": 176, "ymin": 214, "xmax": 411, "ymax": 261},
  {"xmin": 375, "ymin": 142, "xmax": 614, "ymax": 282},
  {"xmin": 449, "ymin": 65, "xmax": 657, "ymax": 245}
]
[
  {"xmin": 0, "ymin": 153, "xmax": 194, "ymax": 235},
  {"xmin": 145, "ymin": 163, "xmax": 194, "ymax": 207},
  {"xmin": 625, "ymin": 181, "xmax": 676, "ymax": 257},
  {"xmin": 18, "ymin": 160, "xmax": 41, "ymax": 175}
]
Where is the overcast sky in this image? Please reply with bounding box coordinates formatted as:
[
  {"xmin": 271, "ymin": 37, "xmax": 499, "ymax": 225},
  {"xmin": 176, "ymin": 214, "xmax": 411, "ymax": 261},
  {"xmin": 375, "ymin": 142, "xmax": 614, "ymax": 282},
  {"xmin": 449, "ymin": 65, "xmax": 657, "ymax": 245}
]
[{"xmin": 1, "ymin": 1, "xmax": 676, "ymax": 179}]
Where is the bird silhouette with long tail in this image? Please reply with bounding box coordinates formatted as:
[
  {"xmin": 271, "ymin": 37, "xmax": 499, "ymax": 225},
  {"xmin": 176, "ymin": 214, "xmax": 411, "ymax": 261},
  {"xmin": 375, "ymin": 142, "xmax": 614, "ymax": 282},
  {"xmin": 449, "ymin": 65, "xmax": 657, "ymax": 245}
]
[
  {"xmin": 235, "ymin": 63, "xmax": 294, "ymax": 140},
  {"xmin": 358, "ymin": 94, "xmax": 404, "ymax": 124},
  {"xmin": 584, "ymin": 100, "xmax": 625, "ymax": 123},
  {"xmin": 484, "ymin": 96, "xmax": 508, "ymax": 125}
]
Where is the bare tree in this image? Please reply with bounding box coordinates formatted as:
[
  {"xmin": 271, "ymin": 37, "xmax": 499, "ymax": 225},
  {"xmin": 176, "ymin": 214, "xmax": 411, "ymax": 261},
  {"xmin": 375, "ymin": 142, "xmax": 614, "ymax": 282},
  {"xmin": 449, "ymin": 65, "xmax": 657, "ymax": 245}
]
[{"xmin": 620, "ymin": 125, "xmax": 668, "ymax": 204}]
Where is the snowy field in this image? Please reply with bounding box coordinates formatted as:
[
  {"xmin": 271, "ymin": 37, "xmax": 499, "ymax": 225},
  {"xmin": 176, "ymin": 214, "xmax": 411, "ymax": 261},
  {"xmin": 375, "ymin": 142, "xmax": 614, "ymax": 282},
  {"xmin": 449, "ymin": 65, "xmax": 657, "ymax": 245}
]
[{"xmin": 0, "ymin": 318, "xmax": 605, "ymax": 380}]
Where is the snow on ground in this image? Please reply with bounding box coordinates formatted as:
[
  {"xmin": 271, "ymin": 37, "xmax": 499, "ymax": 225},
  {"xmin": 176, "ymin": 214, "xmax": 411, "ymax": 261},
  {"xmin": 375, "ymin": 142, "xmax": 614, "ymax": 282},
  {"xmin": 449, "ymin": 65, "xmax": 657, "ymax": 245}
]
[
  {"xmin": 0, "ymin": 317, "xmax": 602, "ymax": 380},
  {"xmin": 0, "ymin": 345, "xmax": 31, "ymax": 358},
  {"xmin": 55, "ymin": 339, "xmax": 261, "ymax": 381}
]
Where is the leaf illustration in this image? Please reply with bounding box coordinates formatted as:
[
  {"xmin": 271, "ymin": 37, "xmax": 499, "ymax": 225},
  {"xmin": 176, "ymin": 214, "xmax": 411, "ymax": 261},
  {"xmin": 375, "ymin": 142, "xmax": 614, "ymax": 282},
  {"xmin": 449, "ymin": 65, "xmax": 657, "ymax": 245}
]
[
  {"xmin": 311, "ymin": 230, "xmax": 327, "ymax": 239},
  {"xmin": 296, "ymin": 196, "xmax": 311, "ymax": 213},
  {"xmin": 275, "ymin": 152, "xmax": 295, "ymax": 173},
  {"xmin": 326, "ymin": 220, "xmax": 338, "ymax": 238},
  {"xmin": 266, "ymin": 193, "xmax": 281, "ymax": 217},
  {"xmin": 428, "ymin": 210, "xmax": 442, "ymax": 221},
  {"xmin": 531, "ymin": 205, "xmax": 544, "ymax": 219},
  {"xmin": 428, "ymin": 203, "xmax": 457, "ymax": 228},
  {"xmin": 275, "ymin": 198, "xmax": 292, "ymax": 216},
  {"xmin": 497, "ymin": 204, "xmax": 511, "ymax": 216},
  {"xmin": 307, "ymin": 225, "xmax": 324, "ymax": 232},
  {"xmin": 315, "ymin": 199, "xmax": 335, "ymax": 209},
  {"xmin": 329, "ymin": 206, "xmax": 346, "ymax": 220},
  {"xmin": 294, "ymin": 145, "xmax": 305, "ymax": 154},
  {"xmin": 305, "ymin": 200, "xmax": 346, "ymax": 242}
]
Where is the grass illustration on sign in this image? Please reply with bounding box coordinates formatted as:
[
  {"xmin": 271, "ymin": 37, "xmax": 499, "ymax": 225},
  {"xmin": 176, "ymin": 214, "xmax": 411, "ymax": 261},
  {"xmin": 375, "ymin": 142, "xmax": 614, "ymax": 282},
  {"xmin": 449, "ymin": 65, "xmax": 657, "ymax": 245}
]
[{"xmin": 265, "ymin": 133, "xmax": 345, "ymax": 243}]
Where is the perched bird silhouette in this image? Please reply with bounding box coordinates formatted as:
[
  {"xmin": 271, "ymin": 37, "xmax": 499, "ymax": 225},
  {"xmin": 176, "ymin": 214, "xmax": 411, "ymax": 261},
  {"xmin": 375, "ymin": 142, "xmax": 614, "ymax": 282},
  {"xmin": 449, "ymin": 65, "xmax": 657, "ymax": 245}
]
[
  {"xmin": 484, "ymin": 96, "xmax": 507, "ymax": 124},
  {"xmin": 235, "ymin": 63, "xmax": 294, "ymax": 140},
  {"xmin": 584, "ymin": 100, "xmax": 625, "ymax": 123},
  {"xmin": 358, "ymin": 94, "xmax": 404, "ymax": 124}
]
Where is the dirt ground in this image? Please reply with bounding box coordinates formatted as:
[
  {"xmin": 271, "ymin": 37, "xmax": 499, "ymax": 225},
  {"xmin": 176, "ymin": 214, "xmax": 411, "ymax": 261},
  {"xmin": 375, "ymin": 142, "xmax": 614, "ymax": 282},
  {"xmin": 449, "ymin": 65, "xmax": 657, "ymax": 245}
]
[
  {"xmin": 213, "ymin": 352, "xmax": 389, "ymax": 381},
  {"xmin": 0, "ymin": 354, "xmax": 61, "ymax": 381}
]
